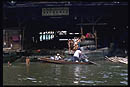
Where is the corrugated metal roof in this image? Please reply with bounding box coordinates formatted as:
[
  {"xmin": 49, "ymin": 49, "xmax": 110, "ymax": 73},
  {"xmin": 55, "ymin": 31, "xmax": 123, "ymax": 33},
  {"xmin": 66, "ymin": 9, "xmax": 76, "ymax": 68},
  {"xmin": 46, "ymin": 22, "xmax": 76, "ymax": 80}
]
[{"xmin": 3, "ymin": 1, "xmax": 128, "ymax": 8}]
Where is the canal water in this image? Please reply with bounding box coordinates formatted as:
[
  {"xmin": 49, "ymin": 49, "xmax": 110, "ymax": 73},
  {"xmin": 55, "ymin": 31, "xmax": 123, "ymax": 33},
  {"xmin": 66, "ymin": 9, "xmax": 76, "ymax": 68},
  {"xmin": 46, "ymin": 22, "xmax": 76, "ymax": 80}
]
[{"xmin": 3, "ymin": 60, "xmax": 128, "ymax": 86}]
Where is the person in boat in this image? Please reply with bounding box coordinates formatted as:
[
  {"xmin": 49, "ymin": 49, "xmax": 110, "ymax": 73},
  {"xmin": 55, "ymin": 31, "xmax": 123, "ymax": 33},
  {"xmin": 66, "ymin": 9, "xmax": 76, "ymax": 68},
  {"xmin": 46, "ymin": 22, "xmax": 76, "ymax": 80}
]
[
  {"xmin": 81, "ymin": 35, "xmax": 86, "ymax": 41},
  {"xmin": 54, "ymin": 53, "xmax": 62, "ymax": 60},
  {"xmin": 72, "ymin": 48, "xmax": 82, "ymax": 62},
  {"xmin": 86, "ymin": 32, "xmax": 94, "ymax": 39},
  {"xmin": 73, "ymin": 37, "xmax": 78, "ymax": 48},
  {"xmin": 73, "ymin": 38, "xmax": 81, "ymax": 51},
  {"xmin": 80, "ymin": 54, "xmax": 89, "ymax": 62},
  {"xmin": 77, "ymin": 38, "xmax": 81, "ymax": 47},
  {"xmin": 68, "ymin": 39, "xmax": 74, "ymax": 53},
  {"xmin": 50, "ymin": 56, "xmax": 55, "ymax": 60},
  {"xmin": 8, "ymin": 61, "xmax": 12, "ymax": 67}
]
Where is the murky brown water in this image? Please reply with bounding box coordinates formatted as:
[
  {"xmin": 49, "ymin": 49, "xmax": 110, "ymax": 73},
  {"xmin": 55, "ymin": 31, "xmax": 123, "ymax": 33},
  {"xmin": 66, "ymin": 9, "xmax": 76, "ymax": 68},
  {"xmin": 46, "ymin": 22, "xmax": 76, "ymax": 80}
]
[{"xmin": 3, "ymin": 60, "xmax": 128, "ymax": 86}]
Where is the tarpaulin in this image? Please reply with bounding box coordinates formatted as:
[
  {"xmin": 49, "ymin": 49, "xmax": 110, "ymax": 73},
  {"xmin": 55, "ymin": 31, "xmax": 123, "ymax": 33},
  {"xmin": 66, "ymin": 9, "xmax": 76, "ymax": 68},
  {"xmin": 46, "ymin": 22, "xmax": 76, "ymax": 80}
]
[{"xmin": 12, "ymin": 36, "xmax": 19, "ymax": 41}]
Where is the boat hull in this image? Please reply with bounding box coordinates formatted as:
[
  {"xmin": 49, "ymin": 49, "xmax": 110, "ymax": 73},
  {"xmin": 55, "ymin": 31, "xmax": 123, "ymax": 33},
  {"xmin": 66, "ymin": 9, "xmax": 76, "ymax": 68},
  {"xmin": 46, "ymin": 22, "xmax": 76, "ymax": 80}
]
[{"xmin": 39, "ymin": 58, "xmax": 94, "ymax": 65}]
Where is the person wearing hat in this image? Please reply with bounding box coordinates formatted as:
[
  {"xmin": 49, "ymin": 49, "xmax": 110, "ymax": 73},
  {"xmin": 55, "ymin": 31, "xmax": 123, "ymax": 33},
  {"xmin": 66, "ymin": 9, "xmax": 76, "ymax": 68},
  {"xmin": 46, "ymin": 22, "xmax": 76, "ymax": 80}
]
[
  {"xmin": 72, "ymin": 48, "xmax": 82, "ymax": 62},
  {"xmin": 54, "ymin": 53, "xmax": 62, "ymax": 60}
]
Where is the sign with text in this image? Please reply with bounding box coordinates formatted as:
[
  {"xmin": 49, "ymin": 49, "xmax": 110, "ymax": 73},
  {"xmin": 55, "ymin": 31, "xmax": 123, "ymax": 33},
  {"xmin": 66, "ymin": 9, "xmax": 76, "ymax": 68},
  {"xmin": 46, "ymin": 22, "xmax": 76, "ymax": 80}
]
[{"xmin": 42, "ymin": 7, "xmax": 69, "ymax": 16}]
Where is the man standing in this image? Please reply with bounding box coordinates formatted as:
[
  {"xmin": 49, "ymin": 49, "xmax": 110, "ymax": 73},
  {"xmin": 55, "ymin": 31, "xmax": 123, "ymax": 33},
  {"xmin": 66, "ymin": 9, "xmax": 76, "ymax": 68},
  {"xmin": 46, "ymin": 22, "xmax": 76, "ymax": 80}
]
[{"xmin": 68, "ymin": 39, "xmax": 74, "ymax": 54}]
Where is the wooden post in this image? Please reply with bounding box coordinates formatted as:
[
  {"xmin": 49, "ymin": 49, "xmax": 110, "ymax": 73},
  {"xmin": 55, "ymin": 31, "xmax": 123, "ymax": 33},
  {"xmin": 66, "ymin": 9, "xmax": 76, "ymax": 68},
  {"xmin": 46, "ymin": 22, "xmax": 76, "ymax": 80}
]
[
  {"xmin": 95, "ymin": 30, "xmax": 97, "ymax": 49},
  {"xmin": 80, "ymin": 17, "xmax": 83, "ymax": 36},
  {"xmin": 19, "ymin": 28, "xmax": 22, "ymax": 50},
  {"xmin": 80, "ymin": 26, "xmax": 83, "ymax": 36},
  {"xmin": 22, "ymin": 29, "xmax": 24, "ymax": 50},
  {"xmin": 92, "ymin": 26, "xmax": 95, "ymax": 34},
  {"xmin": 92, "ymin": 25, "xmax": 97, "ymax": 49}
]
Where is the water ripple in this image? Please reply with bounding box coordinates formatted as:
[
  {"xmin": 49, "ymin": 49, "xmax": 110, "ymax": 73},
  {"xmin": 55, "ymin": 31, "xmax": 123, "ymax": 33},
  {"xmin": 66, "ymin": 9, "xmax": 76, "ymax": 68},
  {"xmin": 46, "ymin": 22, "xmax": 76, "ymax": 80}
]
[
  {"xmin": 122, "ymin": 70, "xmax": 128, "ymax": 72},
  {"xmin": 73, "ymin": 81, "xmax": 79, "ymax": 84},
  {"xmin": 110, "ymin": 66, "xmax": 122, "ymax": 68},
  {"xmin": 95, "ymin": 81, "xmax": 104, "ymax": 83},
  {"xmin": 80, "ymin": 80, "xmax": 94, "ymax": 84},
  {"xmin": 32, "ymin": 81, "xmax": 37, "ymax": 83},
  {"xmin": 54, "ymin": 78, "xmax": 58, "ymax": 80},
  {"xmin": 27, "ymin": 77, "xmax": 36, "ymax": 81},
  {"xmin": 120, "ymin": 81, "xmax": 128, "ymax": 85},
  {"xmin": 103, "ymin": 74, "xmax": 109, "ymax": 78},
  {"xmin": 81, "ymin": 76, "xmax": 86, "ymax": 79},
  {"xmin": 17, "ymin": 74, "xmax": 21, "ymax": 77},
  {"xmin": 107, "ymin": 72, "xmax": 112, "ymax": 75},
  {"xmin": 3, "ymin": 61, "xmax": 128, "ymax": 85},
  {"xmin": 123, "ymin": 77, "xmax": 128, "ymax": 80},
  {"xmin": 18, "ymin": 78, "xmax": 22, "ymax": 81},
  {"xmin": 38, "ymin": 81, "xmax": 42, "ymax": 83},
  {"xmin": 120, "ymin": 73, "xmax": 128, "ymax": 76}
]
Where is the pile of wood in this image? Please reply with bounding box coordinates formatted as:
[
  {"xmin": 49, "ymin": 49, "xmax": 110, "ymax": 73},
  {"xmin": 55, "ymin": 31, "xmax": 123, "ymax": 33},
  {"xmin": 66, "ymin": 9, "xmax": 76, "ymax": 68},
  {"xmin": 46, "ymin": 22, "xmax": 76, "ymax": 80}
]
[{"xmin": 105, "ymin": 56, "xmax": 128, "ymax": 64}]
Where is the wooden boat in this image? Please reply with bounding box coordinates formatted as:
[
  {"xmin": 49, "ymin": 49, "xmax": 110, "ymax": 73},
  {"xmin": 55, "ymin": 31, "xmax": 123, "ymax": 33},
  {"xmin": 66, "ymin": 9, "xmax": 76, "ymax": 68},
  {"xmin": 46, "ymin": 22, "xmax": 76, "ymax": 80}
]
[
  {"xmin": 105, "ymin": 56, "xmax": 128, "ymax": 64},
  {"xmin": 38, "ymin": 57, "xmax": 95, "ymax": 65}
]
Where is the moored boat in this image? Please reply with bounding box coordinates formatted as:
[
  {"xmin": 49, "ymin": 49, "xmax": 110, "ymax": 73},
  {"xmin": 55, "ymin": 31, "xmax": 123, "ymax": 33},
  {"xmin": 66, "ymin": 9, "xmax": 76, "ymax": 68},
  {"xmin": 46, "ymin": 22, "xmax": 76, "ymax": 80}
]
[
  {"xmin": 38, "ymin": 57, "xmax": 95, "ymax": 65},
  {"xmin": 105, "ymin": 56, "xmax": 128, "ymax": 64}
]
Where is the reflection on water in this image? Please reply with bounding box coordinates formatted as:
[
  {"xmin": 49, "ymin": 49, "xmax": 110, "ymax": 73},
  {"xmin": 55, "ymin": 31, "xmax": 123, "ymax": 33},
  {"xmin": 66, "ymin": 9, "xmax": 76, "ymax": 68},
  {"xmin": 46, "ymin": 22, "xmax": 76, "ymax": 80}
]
[
  {"xmin": 120, "ymin": 81, "xmax": 128, "ymax": 85},
  {"xmin": 3, "ymin": 61, "xmax": 128, "ymax": 86},
  {"xmin": 26, "ymin": 64, "xmax": 30, "ymax": 74},
  {"xmin": 73, "ymin": 65, "xmax": 81, "ymax": 84}
]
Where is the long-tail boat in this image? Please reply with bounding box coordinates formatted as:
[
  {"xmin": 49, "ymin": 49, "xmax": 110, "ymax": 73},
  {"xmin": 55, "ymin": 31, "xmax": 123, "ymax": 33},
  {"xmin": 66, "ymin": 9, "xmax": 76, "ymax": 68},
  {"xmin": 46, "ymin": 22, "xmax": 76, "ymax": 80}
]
[{"xmin": 38, "ymin": 57, "xmax": 96, "ymax": 65}]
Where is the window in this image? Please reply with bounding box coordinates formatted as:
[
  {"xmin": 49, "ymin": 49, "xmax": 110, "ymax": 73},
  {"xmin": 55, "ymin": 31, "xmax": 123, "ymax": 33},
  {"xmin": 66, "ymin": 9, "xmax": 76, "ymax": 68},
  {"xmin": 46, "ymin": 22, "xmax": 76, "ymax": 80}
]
[{"xmin": 39, "ymin": 31, "xmax": 54, "ymax": 41}]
